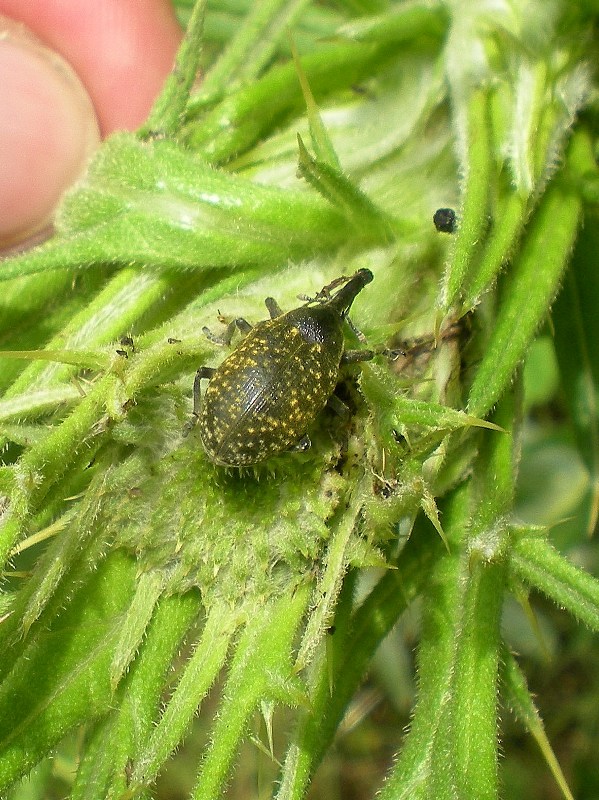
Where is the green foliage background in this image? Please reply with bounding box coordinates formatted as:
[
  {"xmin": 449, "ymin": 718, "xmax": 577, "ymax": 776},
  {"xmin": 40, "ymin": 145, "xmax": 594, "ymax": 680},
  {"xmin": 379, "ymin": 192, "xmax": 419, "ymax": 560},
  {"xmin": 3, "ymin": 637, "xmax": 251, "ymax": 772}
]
[{"xmin": 1, "ymin": 0, "xmax": 599, "ymax": 798}]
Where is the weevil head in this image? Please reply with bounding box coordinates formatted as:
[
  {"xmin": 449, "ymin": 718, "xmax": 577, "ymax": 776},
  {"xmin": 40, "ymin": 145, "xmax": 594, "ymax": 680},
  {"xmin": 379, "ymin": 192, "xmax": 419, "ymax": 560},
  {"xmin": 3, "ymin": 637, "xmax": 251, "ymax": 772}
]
[{"xmin": 323, "ymin": 269, "xmax": 373, "ymax": 319}]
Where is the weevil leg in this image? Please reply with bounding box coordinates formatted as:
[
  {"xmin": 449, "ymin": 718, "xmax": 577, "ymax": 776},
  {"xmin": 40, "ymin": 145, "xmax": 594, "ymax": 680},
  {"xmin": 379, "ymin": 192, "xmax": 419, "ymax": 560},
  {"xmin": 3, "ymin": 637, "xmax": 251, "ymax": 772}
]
[
  {"xmin": 344, "ymin": 315, "xmax": 368, "ymax": 343},
  {"xmin": 341, "ymin": 349, "xmax": 375, "ymax": 365},
  {"xmin": 265, "ymin": 297, "xmax": 283, "ymax": 319},
  {"xmin": 203, "ymin": 318, "xmax": 252, "ymax": 345},
  {"xmin": 184, "ymin": 366, "xmax": 216, "ymax": 438},
  {"xmin": 234, "ymin": 317, "xmax": 253, "ymax": 334},
  {"xmin": 202, "ymin": 320, "xmax": 237, "ymax": 346},
  {"xmin": 326, "ymin": 393, "xmax": 350, "ymax": 419},
  {"xmin": 192, "ymin": 366, "xmax": 216, "ymax": 416},
  {"xmin": 342, "ymin": 346, "xmax": 404, "ymax": 365},
  {"xmin": 304, "ymin": 274, "xmax": 351, "ymax": 304},
  {"xmin": 288, "ymin": 433, "xmax": 311, "ymax": 453}
]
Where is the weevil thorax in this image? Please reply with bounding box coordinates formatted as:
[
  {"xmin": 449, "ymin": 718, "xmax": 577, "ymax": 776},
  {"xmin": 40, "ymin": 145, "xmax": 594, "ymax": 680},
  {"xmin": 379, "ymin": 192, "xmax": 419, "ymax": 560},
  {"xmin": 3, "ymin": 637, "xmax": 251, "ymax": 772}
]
[{"xmin": 199, "ymin": 269, "xmax": 373, "ymax": 467}]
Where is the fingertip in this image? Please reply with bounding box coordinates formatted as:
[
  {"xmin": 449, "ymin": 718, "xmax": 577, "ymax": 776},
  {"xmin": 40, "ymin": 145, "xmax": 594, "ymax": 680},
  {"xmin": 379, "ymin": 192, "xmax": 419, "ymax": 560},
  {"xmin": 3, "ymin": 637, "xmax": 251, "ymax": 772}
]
[
  {"xmin": 0, "ymin": 18, "xmax": 100, "ymax": 249},
  {"xmin": 0, "ymin": 0, "xmax": 184, "ymax": 134}
]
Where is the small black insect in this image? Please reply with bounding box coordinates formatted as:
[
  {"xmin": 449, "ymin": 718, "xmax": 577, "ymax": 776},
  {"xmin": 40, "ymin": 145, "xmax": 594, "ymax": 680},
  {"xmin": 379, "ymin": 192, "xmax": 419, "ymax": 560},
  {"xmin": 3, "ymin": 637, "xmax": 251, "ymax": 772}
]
[
  {"xmin": 192, "ymin": 269, "xmax": 377, "ymax": 467},
  {"xmin": 433, "ymin": 208, "xmax": 457, "ymax": 234}
]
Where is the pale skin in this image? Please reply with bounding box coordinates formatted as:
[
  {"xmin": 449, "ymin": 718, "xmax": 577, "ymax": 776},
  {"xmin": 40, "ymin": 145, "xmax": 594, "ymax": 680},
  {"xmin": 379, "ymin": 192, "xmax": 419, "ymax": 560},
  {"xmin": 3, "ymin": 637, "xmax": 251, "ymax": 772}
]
[{"xmin": 0, "ymin": 0, "xmax": 183, "ymax": 250}]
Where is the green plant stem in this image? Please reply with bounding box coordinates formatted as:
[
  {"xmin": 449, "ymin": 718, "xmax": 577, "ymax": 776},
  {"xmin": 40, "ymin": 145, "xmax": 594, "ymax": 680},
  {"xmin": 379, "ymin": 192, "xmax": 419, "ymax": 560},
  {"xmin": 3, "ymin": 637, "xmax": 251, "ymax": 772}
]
[
  {"xmin": 198, "ymin": 0, "xmax": 312, "ymax": 101},
  {"xmin": 71, "ymin": 591, "xmax": 201, "ymax": 800},
  {"xmin": 276, "ymin": 517, "xmax": 443, "ymax": 800},
  {"xmin": 441, "ymin": 88, "xmax": 492, "ymax": 311},
  {"xmin": 139, "ymin": 0, "xmax": 208, "ymax": 138},
  {"xmin": 379, "ymin": 389, "xmax": 516, "ymax": 800},
  {"xmin": 467, "ymin": 130, "xmax": 593, "ymax": 419},
  {"xmin": 185, "ymin": 40, "xmax": 397, "ymax": 161},
  {"xmin": 511, "ymin": 532, "xmax": 599, "ymax": 633},
  {"xmin": 191, "ymin": 587, "xmax": 310, "ymax": 800},
  {"xmin": 131, "ymin": 599, "xmax": 237, "ymax": 789}
]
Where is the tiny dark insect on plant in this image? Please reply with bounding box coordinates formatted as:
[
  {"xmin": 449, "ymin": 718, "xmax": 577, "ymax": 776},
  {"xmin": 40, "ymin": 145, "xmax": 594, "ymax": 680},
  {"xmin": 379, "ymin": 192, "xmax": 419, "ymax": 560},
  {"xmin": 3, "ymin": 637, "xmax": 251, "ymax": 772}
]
[
  {"xmin": 433, "ymin": 207, "xmax": 457, "ymax": 234},
  {"xmin": 191, "ymin": 269, "xmax": 381, "ymax": 467}
]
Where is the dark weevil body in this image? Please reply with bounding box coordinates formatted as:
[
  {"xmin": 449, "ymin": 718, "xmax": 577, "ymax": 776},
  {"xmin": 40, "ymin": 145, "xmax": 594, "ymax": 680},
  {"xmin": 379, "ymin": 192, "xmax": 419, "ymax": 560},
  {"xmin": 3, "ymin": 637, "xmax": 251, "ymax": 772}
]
[{"xmin": 193, "ymin": 269, "xmax": 375, "ymax": 467}]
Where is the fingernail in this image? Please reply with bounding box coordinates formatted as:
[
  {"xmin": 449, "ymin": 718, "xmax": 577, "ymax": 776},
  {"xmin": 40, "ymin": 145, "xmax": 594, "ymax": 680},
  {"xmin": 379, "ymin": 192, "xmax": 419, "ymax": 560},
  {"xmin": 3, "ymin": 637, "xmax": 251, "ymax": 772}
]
[{"xmin": 0, "ymin": 16, "xmax": 100, "ymax": 250}]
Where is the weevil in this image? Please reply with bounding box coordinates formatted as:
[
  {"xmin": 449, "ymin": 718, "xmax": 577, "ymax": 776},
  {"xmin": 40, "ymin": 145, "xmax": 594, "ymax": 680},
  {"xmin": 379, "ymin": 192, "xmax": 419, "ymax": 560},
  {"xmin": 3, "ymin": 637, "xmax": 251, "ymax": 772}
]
[{"xmin": 192, "ymin": 269, "xmax": 379, "ymax": 467}]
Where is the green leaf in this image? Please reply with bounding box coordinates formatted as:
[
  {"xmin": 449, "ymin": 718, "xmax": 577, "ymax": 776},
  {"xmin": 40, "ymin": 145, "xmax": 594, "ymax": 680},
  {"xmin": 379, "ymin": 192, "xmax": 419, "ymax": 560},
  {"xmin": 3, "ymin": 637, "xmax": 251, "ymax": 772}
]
[
  {"xmin": 296, "ymin": 134, "xmax": 395, "ymax": 243},
  {"xmin": 440, "ymin": 89, "xmax": 493, "ymax": 311},
  {"xmin": 552, "ymin": 210, "xmax": 599, "ymax": 534},
  {"xmin": 0, "ymin": 377, "xmax": 113, "ymax": 565},
  {"xmin": 0, "ymin": 349, "xmax": 109, "ymax": 370},
  {"xmin": 139, "ymin": 0, "xmax": 207, "ymax": 138},
  {"xmin": 502, "ymin": 648, "xmax": 575, "ymax": 800},
  {"xmin": 337, "ymin": 2, "xmax": 449, "ymax": 44},
  {"xmin": 290, "ymin": 40, "xmax": 341, "ymax": 170},
  {"xmin": 109, "ymin": 569, "xmax": 167, "ymax": 690},
  {"xmin": 71, "ymin": 592, "xmax": 201, "ymax": 800},
  {"xmin": 190, "ymin": 587, "xmax": 310, "ymax": 800},
  {"xmin": 196, "ymin": 0, "xmax": 314, "ymax": 103},
  {"xmin": 184, "ymin": 39, "xmax": 401, "ymax": 162},
  {"xmin": 131, "ymin": 600, "xmax": 236, "ymax": 789},
  {"xmin": 510, "ymin": 529, "xmax": 599, "ymax": 632},
  {"xmin": 0, "ymin": 553, "xmax": 137, "ymax": 790},
  {"xmin": 379, "ymin": 390, "xmax": 517, "ymax": 800},
  {"xmin": 467, "ymin": 131, "xmax": 587, "ymax": 419},
  {"xmin": 0, "ymin": 135, "xmax": 372, "ymax": 284}
]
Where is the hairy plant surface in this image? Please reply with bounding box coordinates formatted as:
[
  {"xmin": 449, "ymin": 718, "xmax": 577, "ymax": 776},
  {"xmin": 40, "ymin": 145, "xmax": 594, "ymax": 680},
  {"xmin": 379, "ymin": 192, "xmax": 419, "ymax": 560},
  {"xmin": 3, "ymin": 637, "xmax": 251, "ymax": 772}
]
[{"xmin": 1, "ymin": 1, "xmax": 599, "ymax": 799}]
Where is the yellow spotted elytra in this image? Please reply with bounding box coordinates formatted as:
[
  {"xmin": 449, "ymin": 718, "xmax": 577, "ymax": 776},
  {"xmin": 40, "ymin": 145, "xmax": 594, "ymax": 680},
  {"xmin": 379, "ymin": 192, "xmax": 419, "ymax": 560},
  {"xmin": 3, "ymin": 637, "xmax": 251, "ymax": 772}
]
[{"xmin": 192, "ymin": 269, "xmax": 376, "ymax": 467}]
